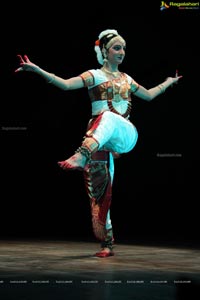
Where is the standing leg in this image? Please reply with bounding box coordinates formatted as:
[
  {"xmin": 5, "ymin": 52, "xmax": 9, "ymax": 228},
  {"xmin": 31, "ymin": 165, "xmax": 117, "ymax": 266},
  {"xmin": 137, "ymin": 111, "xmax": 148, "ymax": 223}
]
[
  {"xmin": 95, "ymin": 152, "xmax": 115, "ymax": 257},
  {"xmin": 95, "ymin": 211, "xmax": 115, "ymax": 257},
  {"xmin": 83, "ymin": 150, "xmax": 115, "ymax": 257},
  {"xmin": 83, "ymin": 150, "xmax": 112, "ymax": 240}
]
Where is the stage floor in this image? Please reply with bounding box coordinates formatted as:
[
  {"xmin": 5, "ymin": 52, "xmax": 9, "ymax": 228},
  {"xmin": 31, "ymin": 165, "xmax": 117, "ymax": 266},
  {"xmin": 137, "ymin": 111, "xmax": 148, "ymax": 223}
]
[{"xmin": 0, "ymin": 239, "xmax": 200, "ymax": 299}]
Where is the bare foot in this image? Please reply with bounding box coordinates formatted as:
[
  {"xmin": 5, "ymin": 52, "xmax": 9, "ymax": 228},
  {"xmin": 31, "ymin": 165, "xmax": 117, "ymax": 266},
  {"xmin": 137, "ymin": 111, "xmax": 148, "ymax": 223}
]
[
  {"xmin": 58, "ymin": 152, "xmax": 87, "ymax": 171},
  {"xmin": 95, "ymin": 248, "xmax": 114, "ymax": 258}
]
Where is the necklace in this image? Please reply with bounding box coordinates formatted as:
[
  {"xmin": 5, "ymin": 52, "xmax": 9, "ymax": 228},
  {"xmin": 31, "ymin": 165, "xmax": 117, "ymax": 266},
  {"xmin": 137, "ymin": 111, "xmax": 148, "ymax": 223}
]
[{"xmin": 101, "ymin": 67, "xmax": 120, "ymax": 78}]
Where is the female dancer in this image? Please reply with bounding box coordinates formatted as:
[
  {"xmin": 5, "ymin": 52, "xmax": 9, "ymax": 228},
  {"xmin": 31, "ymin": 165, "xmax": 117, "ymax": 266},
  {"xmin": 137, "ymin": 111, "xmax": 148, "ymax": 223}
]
[{"xmin": 15, "ymin": 29, "xmax": 182, "ymax": 257}]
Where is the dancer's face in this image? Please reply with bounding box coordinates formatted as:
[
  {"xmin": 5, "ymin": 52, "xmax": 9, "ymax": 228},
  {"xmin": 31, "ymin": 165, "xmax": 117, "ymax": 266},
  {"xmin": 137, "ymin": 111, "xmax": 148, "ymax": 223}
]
[{"xmin": 107, "ymin": 41, "xmax": 126, "ymax": 65}]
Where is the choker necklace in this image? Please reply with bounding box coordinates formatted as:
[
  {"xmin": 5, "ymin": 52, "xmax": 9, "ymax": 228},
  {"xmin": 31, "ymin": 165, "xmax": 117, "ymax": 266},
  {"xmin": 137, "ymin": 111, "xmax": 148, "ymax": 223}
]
[{"xmin": 101, "ymin": 67, "xmax": 120, "ymax": 78}]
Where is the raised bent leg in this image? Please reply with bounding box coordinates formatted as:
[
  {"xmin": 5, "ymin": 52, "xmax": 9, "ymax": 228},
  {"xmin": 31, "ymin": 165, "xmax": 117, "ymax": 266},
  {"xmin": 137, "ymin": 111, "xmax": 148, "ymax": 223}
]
[{"xmin": 58, "ymin": 136, "xmax": 99, "ymax": 171}]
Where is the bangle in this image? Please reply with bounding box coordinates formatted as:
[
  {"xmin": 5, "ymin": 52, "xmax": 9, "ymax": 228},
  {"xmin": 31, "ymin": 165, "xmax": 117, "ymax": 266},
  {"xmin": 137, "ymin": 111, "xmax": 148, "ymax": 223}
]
[
  {"xmin": 47, "ymin": 73, "xmax": 55, "ymax": 84},
  {"xmin": 157, "ymin": 84, "xmax": 165, "ymax": 94}
]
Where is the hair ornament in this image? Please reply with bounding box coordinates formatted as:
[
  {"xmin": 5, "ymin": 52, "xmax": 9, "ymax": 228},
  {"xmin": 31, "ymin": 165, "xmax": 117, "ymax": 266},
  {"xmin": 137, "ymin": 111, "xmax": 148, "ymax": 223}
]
[{"xmin": 95, "ymin": 39, "xmax": 100, "ymax": 46}]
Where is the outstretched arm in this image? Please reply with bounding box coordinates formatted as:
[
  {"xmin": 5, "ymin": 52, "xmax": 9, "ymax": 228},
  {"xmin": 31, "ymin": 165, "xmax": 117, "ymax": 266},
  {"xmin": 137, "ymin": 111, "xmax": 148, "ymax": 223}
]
[
  {"xmin": 15, "ymin": 55, "xmax": 84, "ymax": 90},
  {"xmin": 134, "ymin": 71, "xmax": 183, "ymax": 101}
]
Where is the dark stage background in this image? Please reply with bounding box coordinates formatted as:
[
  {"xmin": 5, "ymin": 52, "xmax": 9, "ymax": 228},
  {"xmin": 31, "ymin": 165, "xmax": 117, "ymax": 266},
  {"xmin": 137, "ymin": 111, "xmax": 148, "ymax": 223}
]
[{"xmin": 1, "ymin": 2, "xmax": 199, "ymax": 246}]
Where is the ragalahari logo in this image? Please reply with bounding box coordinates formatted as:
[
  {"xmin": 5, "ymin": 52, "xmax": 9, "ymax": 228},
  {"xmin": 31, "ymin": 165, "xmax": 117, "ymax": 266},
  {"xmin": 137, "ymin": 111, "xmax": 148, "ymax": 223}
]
[
  {"xmin": 160, "ymin": 1, "xmax": 199, "ymax": 10},
  {"xmin": 160, "ymin": 1, "xmax": 170, "ymax": 10}
]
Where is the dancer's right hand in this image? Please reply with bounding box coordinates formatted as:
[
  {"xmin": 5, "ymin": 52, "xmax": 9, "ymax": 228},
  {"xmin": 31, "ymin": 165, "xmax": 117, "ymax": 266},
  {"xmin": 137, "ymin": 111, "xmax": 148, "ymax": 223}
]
[{"xmin": 15, "ymin": 55, "xmax": 39, "ymax": 73}]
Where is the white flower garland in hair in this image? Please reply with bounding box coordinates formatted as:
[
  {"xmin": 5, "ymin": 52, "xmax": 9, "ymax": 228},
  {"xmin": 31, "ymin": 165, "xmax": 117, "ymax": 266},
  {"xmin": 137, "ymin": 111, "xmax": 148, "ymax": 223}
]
[
  {"xmin": 98, "ymin": 29, "xmax": 119, "ymax": 40},
  {"xmin": 94, "ymin": 29, "xmax": 119, "ymax": 66},
  {"xmin": 94, "ymin": 42, "xmax": 104, "ymax": 65}
]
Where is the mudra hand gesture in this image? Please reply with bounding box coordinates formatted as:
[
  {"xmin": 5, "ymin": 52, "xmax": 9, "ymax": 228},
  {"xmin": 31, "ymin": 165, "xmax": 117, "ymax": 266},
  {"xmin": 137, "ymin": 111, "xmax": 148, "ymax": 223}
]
[
  {"xmin": 15, "ymin": 55, "xmax": 39, "ymax": 73},
  {"xmin": 166, "ymin": 69, "xmax": 183, "ymax": 86}
]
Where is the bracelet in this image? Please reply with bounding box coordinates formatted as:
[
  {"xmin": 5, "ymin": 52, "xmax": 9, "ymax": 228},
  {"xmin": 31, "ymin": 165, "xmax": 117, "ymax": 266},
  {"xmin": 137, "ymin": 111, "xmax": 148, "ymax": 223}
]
[
  {"xmin": 157, "ymin": 84, "xmax": 165, "ymax": 94},
  {"xmin": 47, "ymin": 73, "xmax": 55, "ymax": 84}
]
